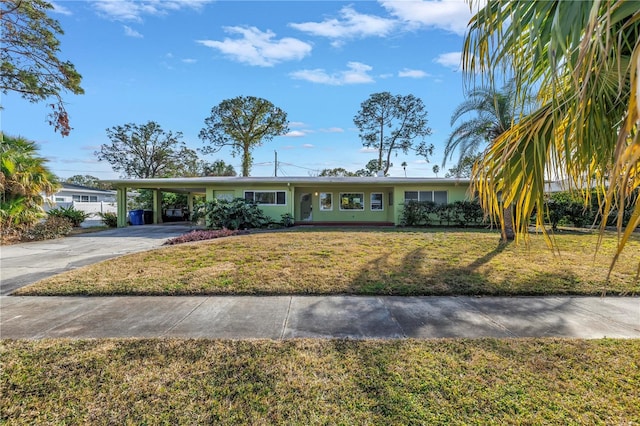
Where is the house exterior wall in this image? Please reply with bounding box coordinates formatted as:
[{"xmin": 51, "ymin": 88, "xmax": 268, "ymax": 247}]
[
  {"xmin": 293, "ymin": 186, "xmax": 395, "ymax": 223},
  {"xmin": 110, "ymin": 177, "xmax": 473, "ymax": 227},
  {"xmin": 391, "ymin": 183, "xmax": 470, "ymax": 225}
]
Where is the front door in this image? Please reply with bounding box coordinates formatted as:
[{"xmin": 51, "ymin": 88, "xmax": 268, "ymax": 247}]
[{"xmin": 300, "ymin": 193, "xmax": 312, "ymax": 221}]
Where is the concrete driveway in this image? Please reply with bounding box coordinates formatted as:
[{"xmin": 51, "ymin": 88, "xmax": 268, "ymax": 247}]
[{"xmin": 0, "ymin": 224, "xmax": 196, "ymax": 295}]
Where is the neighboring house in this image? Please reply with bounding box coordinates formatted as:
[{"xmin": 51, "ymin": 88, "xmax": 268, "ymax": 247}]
[
  {"xmin": 45, "ymin": 183, "xmax": 117, "ymax": 218},
  {"xmin": 106, "ymin": 176, "xmax": 472, "ymax": 228}
]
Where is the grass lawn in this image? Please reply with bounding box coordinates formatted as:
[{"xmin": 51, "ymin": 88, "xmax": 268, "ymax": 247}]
[
  {"xmin": 15, "ymin": 229, "xmax": 639, "ymax": 296},
  {"xmin": 1, "ymin": 338, "xmax": 639, "ymax": 424}
]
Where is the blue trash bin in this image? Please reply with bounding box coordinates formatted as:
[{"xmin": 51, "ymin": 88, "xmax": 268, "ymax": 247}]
[{"xmin": 129, "ymin": 209, "xmax": 144, "ymax": 225}]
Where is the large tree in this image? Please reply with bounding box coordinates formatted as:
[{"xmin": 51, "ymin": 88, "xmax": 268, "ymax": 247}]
[
  {"xmin": 96, "ymin": 121, "xmax": 196, "ymax": 178},
  {"xmin": 199, "ymin": 96, "xmax": 289, "ymax": 177},
  {"xmin": 353, "ymin": 92, "xmax": 433, "ymax": 176},
  {"xmin": 1, "ymin": 0, "xmax": 83, "ymax": 136},
  {"xmin": 1, "ymin": 133, "xmax": 59, "ymax": 234},
  {"xmin": 464, "ymin": 0, "xmax": 640, "ymax": 264}
]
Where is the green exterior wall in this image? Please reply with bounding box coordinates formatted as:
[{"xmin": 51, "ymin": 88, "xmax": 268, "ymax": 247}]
[{"xmin": 110, "ymin": 178, "xmax": 472, "ymax": 227}]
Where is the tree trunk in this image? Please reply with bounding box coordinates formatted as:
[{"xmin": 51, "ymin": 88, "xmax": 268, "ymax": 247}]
[
  {"xmin": 501, "ymin": 203, "xmax": 515, "ymax": 242},
  {"xmin": 242, "ymin": 147, "xmax": 251, "ymax": 177}
]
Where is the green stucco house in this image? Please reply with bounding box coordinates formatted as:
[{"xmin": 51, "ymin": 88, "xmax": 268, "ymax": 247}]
[{"xmin": 107, "ymin": 176, "xmax": 472, "ymax": 228}]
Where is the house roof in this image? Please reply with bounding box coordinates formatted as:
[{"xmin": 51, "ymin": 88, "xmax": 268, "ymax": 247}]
[
  {"xmin": 104, "ymin": 176, "xmax": 472, "ymax": 195},
  {"xmin": 58, "ymin": 182, "xmax": 116, "ymax": 194}
]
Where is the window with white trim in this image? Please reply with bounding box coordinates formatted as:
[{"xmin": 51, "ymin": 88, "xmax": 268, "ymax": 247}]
[
  {"xmin": 244, "ymin": 191, "xmax": 286, "ymax": 205},
  {"xmin": 72, "ymin": 195, "xmax": 98, "ymax": 202},
  {"xmin": 370, "ymin": 192, "xmax": 383, "ymax": 211},
  {"xmin": 340, "ymin": 193, "xmax": 364, "ymax": 210},
  {"xmin": 319, "ymin": 193, "xmax": 333, "ymax": 211},
  {"xmin": 404, "ymin": 191, "xmax": 448, "ymax": 205}
]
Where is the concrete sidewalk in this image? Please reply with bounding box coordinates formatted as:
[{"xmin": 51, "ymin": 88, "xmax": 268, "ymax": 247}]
[{"xmin": 2, "ymin": 295, "xmax": 638, "ymax": 339}]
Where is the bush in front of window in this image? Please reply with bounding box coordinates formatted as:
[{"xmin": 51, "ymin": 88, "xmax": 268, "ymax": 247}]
[
  {"xmin": 46, "ymin": 206, "xmax": 91, "ymax": 227},
  {"xmin": 400, "ymin": 200, "xmax": 486, "ymax": 227},
  {"xmin": 400, "ymin": 200, "xmax": 437, "ymax": 226},
  {"xmin": 191, "ymin": 198, "xmax": 270, "ymax": 230}
]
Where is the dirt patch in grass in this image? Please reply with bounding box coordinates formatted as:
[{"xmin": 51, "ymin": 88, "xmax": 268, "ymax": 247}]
[
  {"xmin": 15, "ymin": 229, "xmax": 640, "ymax": 296},
  {"xmin": 1, "ymin": 338, "xmax": 638, "ymax": 424}
]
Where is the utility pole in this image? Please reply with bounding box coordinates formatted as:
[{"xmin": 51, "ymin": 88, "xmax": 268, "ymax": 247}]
[{"xmin": 274, "ymin": 150, "xmax": 278, "ymax": 177}]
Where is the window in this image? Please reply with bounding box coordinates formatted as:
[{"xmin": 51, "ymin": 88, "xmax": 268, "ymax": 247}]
[
  {"xmin": 55, "ymin": 197, "xmax": 65, "ymax": 202},
  {"xmin": 72, "ymin": 195, "xmax": 98, "ymax": 202},
  {"xmin": 319, "ymin": 193, "xmax": 333, "ymax": 211},
  {"xmin": 370, "ymin": 193, "xmax": 383, "ymax": 211},
  {"xmin": 340, "ymin": 193, "xmax": 364, "ymax": 210},
  {"xmin": 404, "ymin": 191, "xmax": 448, "ymax": 205},
  {"xmin": 216, "ymin": 193, "xmax": 234, "ymax": 202},
  {"xmin": 433, "ymin": 191, "xmax": 447, "ymax": 205},
  {"xmin": 244, "ymin": 191, "xmax": 286, "ymax": 205}
]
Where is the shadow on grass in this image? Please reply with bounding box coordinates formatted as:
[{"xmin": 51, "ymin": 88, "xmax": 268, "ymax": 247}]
[{"xmin": 350, "ymin": 241, "xmax": 581, "ymax": 296}]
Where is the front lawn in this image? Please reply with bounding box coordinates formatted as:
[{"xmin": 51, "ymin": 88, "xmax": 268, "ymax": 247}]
[
  {"xmin": 14, "ymin": 229, "xmax": 639, "ymax": 296},
  {"xmin": 1, "ymin": 338, "xmax": 638, "ymax": 424}
]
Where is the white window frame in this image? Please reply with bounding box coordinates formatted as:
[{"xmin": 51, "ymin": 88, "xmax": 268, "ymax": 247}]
[
  {"xmin": 404, "ymin": 191, "xmax": 448, "ymax": 205},
  {"xmin": 244, "ymin": 190, "xmax": 287, "ymax": 206},
  {"xmin": 319, "ymin": 192, "xmax": 333, "ymax": 211},
  {"xmin": 370, "ymin": 192, "xmax": 384, "ymax": 211},
  {"xmin": 339, "ymin": 192, "xmax": 365, "ymax": 211}
]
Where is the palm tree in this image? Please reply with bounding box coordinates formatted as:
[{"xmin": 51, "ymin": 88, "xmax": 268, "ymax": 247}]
[
  {"xmin": 1, "ymin": 134, "xmax": 59, "ymax": 235},
  {"xmin": 463, "ymin": 1, "xmax": 640, "ymax": 265},
  {"xmin": 443, "ymin": 83, "xmax": 524, "ymax": 241}
]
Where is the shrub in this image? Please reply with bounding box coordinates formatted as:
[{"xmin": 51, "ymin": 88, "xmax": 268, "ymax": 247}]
[
  {"xmin": 400, "ymin": 201, "xmax": 437, "ymax": 226},
  {"xmin": 98, "ymin": 212, "xmax": 118, "ymax": 228},
  {"xmin": 47, "ymin": 206, "xmax": 91, "ymax": 227},
  {"xmin": 452, "ymin": 201, "xmax": 485, "ymax": 226},
  {"xmin": 191, "ymin": 198, "xmax": 270, "ymax": 230},
  {"xmin": 280, "ymin": 213, "xmax": 294, "ymax": 227},
  {"xmin": 163, "ymin": 228, "xmax": 249, "ymax": 245},
  {"xmin": 22, "ymin": 217, "xmax": 73, "ymax": 241}
]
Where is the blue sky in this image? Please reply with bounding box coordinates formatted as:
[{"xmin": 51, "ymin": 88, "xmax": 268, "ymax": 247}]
[{"xmin": 3, "ymin": 0, "xmax": 480, "ymax": 179}]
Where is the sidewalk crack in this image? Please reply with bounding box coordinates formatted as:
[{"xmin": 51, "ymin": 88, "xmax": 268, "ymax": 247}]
[
  {"xmin": 163, "ymin": 297, "xmax": 209, "ymax": 336},
  {"xmin": 280, "ymin": 296, "xmax": 293, "ymax": 340}
]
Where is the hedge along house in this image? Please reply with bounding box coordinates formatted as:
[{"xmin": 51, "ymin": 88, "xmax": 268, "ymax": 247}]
[{"xmin": 106, "ymin": 176, "xmax": 472, "ymax": 228}]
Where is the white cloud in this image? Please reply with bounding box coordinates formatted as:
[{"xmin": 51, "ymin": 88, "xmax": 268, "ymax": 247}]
[
  {"xmin": 92, "ymin": 0, "xmax": 212, "ymax": 22},
  {"xmin": 50, "ymin": 2, "xmax": 72, "ymax": 15},
  {"xmin": 290, "ymin": 6, "xmax": 396, "ymax": 42},
  {"xmin": 123, "ymin": 25, "xmax": 143, "ymax": 38},
  {"xmin": 289, "ymin": 121, "xmax": 307, "ymax": 128},
  {"xmin": 434, "ymin": 51, "xmax": 462, "ymax": 70},
  {"xmin": 197, "ymin": 26, "xmax": 312, "ymax": 67},
  {"xmin": 291, "ymin": 62, "xmax": 374, "ymax": 86},
  {"xmin": 284, "ymin": 130, "xmax": 307, "ymax": 138},
  {"xmin": 319, "ymin": 127, "xmax": 344, "ymax": 133},
  {"xmin": 302, "ymin": 144, "xmax": 314, "ymax": 149},
  {"xmin": 182, "ymin": 58, "xmax": 197, "ymax": 64},
  {"xmin": 380, "ymin": 0, "xmax": 480, "ymax": 36},
  {"xmin": 398, "ymin": 68, "xmax": 429, "ymax": 78},
  {"xmin": 359, "ymin": 147, "xmax": 378, "ymax": 153}
]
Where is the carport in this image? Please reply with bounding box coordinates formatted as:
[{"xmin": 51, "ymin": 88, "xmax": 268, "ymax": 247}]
[{"xmin": 107, "ymin": 178, "xmax": 207, "ymax": 228}]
